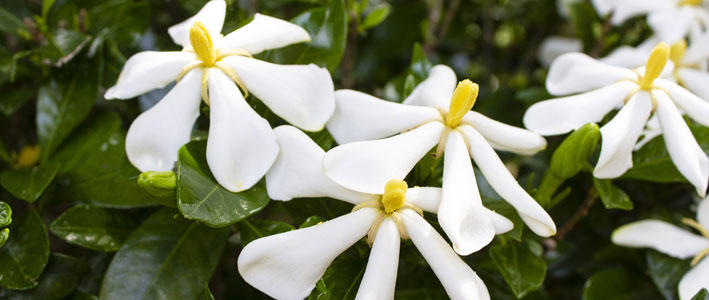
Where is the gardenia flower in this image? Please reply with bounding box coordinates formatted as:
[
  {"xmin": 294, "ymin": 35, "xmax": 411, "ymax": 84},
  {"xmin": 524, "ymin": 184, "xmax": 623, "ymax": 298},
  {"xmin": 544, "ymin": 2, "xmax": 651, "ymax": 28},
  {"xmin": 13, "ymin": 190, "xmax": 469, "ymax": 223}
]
[
  {"xmin": 321, "ymin": 65, "xmax": 556, "ymax": 255},
  {"xmin": 239, "ymin": 125, "xmax": 511, "ymax": 300},
  {"xmin": 104, "ymin": 0, "xmax": 334, "ymax": 192},
  {"xmin": 593, "ymin": 0, "xmax": 709, "ymax": 43},
  {"xmin": 524, "ymin": 43, "xmax": 709, "ymax": 196},
  {"xmin": 612, "ymin": 198, "xmax": 709, "ymax": 299}
]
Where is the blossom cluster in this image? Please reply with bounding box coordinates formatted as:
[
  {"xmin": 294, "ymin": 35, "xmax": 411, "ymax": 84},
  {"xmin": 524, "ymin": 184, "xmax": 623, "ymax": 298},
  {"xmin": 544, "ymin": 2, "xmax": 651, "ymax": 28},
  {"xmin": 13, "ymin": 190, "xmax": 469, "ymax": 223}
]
[{"xmin": 105, "ymin": 0, "xmax": 709, "ymax": 298}]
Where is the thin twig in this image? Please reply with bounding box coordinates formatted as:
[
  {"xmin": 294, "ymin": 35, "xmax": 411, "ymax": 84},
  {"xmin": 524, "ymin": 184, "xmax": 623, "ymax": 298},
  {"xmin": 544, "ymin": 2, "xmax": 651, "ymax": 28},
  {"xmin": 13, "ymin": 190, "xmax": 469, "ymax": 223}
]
[
  {"xmin": 340, "ymin": 7, "xmax": 359, "ymax": 88},
  {"xmin": 554, "ymin": 187, "xmax": 598, "ymax": 241}
]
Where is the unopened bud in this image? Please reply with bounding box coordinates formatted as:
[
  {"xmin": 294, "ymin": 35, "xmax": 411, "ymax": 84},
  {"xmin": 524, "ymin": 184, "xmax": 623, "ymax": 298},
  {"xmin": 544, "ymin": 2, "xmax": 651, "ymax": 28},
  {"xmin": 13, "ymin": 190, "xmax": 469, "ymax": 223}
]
[{"xmin": 138, "ymin": 171, "xmax": 177, "ymax": 198}]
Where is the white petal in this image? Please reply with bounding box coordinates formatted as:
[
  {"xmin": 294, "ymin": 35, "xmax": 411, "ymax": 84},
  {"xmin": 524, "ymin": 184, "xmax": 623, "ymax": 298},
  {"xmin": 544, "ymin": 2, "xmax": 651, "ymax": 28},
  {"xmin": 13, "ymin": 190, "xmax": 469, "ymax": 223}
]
[
  {"xmin": 355, "ymin": 218, "xmax": 399, "ymax": 300},
  {"xmin": 323, "ymin": 121, "xmax": 445, "ymax": 194},
  {"xmin": 401, "ymin": 209, "xmax": 490, "ymax": 300},
  {"xmin": 222, "ymin": 56, "xmax": 334, "ymax": 131},
  {"xmin": 402, "ymin": 65, "xmax": 457, "ymax": 112},
  {"xmin": 683, "ymin": 30, "xmax": 709, "ymax": 65},
  {"xmin": 238, "ymin": 208, "xmax": 378, "ymax": 300},
  {"xmin": 593, "ymin": 91, "xmax": 654, "ymax": 178},
  {"xmin": 167, "ymin": 0, "xmax": 226, "ymax": 47},
  {"xmin": 546, "ymin": 52, "xmax": 637, "ymax": 96},
  {"xmin": 486, "ymin": 210, "xmax": 514, "ymax": 234},
  {"xmin": 327, "ymin": 89, "xmax": 442, "ymax": 144},
  {"xmin": 679, "ymin": 257, "xmax": 709, "ymax": 300},
  {"xmin": 439, "ymin": 130, "xmax": 495, "ymax": 255},
  {"xmin": 537, "ymin": 36, "xmax": 583, "ymax": 67},
  {"xmin": 699, "ymin": 197, "xmax": 709, "ymax": 230},
  {"xmin": 591, "ymin": 0, "xmax": 615, "ymax": 15},
  {"xmin": 654, "ymin": 90, "xmax": 709, "ymax": 196},
  {"xmin": 635, "ymin": 115, "xmax": 663, "ymax": 150},
  {"xmin": 523, "ymin": 81, "xmax": 636, "ymax": 135},
  {"xmin": 220, "ymin": 13, "xmax": 310, "ymax": 55},
  {"xmin": 405, "ymin": 187, "xmax": 442, "ymax": 213},
  {"xmin": 206, "ymin": 69, "xmax": 279, "ymax": 192},
  {"xmin": 104, "ymin": 51, "xmax": 195, "ymax": 99},
  {"xmin": 460, "ymin": 125, "xmax": 557, "ymax": 237},
  {"xmin": 655, "ymin": 79, "xmax": 709, "ymax": 127},
  {"xmin": 601, "ymin": 46, "xmax": 651, "ymax": 69},
  {"xmin": 611, "ymin": 220, "xmax": 709, "ymax": 259},
  {"xmin": 610, "ymin": 0, "xmax": 672, "ymax": 25},
  {"xmin": 677, "ymin": 68, "xmax": 709, "ymax": 103},
  {"xmin": 648, "ymin": 7, "xmax": 694, "ymax": 44},
  {"xmin": 125, "ymin": 69, "xmax": 202, "ymax": 171},
  {"xmin": 462, "ymin": 111, "xmax": 547, "ymax": 155},
  {"xmin": 265, "ymin": 125, "xmax": 375, "ymax": 204}
]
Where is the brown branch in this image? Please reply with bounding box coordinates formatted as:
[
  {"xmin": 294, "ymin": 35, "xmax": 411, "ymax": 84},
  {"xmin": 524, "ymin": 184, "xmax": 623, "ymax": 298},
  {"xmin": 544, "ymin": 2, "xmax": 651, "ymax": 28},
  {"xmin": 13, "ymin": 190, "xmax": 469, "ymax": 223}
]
[
  {"xmin": 340, "ymin": 9, "xmax": 360, "ymax": 89},
  {"xmin": 554, "ymin": 187, "xmax": 598, "ymax": 242},
  {"xmin": 423, "ymin": 0, "xmax": 443, "ymax": 54}
]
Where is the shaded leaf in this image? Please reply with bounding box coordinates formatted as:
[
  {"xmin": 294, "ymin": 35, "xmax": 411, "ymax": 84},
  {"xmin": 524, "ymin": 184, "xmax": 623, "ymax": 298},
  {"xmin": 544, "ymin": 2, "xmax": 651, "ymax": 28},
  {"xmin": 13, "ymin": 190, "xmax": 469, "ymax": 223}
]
[
  {"xmin": 0, "ymin": 201, "xmax": 11, "ymax": 227},
  {"xmin": 49, "ymin": 204, "xmax": 138, "ymax": 252},
  {"xmin": 693, "ymin": 289, "xmax": 709, "ymax": 300},
  {"xmin": 100, "ymin": 208, "xmax": 229, "ymax": 300},
  {"xmin": 300, "ymin": 215, "xmax": 326, "ymax": 228},
  {"xmin": 0, "ymin": 163, "xmax": 60, "ymax": 203},
  {"xmin": 177, "ymin": 140, "xmax": 269, "ymax": 228},
  {"xmin": 593, "ymin": 179, "xmax": 632, "ymax": 211},
  {"xmin": 0, "ymin": 208, "xmax": 50, "ymax": 290},
  {"xmin": 0, "ymin": 253, "xmax": 89, "ymax": 300},
  {"xmin": 582, "ymin": 268, "xmax": 655, "ymax": 300},
  {"xmin": 0, "ymin": 228, "xmax": 8, "ymax": 249},
  {"xmin": 360, "ymin": 4, "xmax": 391, "ymax": 31},
  {"xmin": 240, "ymin": 219, "xmax": 294, "ymax": 246},
  {"xmin": 308, "ymin": 255, "xmax": 366, "ymax": 300},
  {"xmin": 489, "ymin": 238, "xmax": 547, "ymax": 298},
  {"xmin": 646, "ymin": 251, "xmax": 690, "ymax": 300},
  {"xmin": 0, "ymin": 7, "xmax": 24, "ymax": 36}
]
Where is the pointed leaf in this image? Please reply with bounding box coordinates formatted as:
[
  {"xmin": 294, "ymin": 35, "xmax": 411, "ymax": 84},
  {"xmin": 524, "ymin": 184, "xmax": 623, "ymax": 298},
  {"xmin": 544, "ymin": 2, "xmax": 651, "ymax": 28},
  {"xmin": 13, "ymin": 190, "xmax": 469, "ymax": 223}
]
[
  {"xmin": 0, "ymin": 208, "xmax": 50, "ymax": 290},
  {"xmin": 0, "ymin": 164, "xmax": 60, "ymax": 203},
  {"xmin": 489, "ymin": 238, "xmax": 547, "ymax": 298},
  {"xmin": 593, "ymin": 179, "xmax": 633, "ymax": 210},
  {"xmin": 0, "ymin": 253, "xmax": 89, "ymax": 299},
  {"xmin": 50, "ymin": 204, "xmax": 138, "ymax": 252}
]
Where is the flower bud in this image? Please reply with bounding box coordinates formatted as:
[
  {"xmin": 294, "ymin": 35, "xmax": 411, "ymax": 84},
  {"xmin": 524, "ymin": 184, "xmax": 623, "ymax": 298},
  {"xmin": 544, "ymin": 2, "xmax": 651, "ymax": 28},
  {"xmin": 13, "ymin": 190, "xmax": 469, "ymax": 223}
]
[{"xmin": 138, "ymin": 171, "xmax": 177, "ymax": 198}]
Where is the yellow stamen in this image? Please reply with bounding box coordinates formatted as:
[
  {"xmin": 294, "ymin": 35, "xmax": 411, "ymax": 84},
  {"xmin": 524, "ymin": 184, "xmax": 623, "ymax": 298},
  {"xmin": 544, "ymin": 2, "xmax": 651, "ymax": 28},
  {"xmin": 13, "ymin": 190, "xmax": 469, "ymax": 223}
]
[
  {"xmin": 691, "ymin": 248, "xmax": 709, "ymax": 267},
  {"xmin": 682, "ymin": 218, "xmax": 709, "ymax": 238},
  {"xmin": 215, "ymin": 62, "xmax": 249, "ymax": 98},
  {"xmin": 639, "ymin": 43, "xmax": 670, "ymax": 90},
  {"xmin": 445, "ymin": 80, "xmax": 479, "ymax": 128},
  {"xmin": 12, "ymin": 145, "xmax": 40, "ymax": 169},
  {"xmin": 670, "ymin": 40, "xmax": 687, "ymax": 67},
  {"xmin": 201, "ymin": 71, "xmax": 210, "ymax": 105},
  {"xmin": 679, "ymin": 0, "xmax": 702, "ymax": 6},
  {"xmin": 189, "ymin": 22, "xmax": 217, "ymax": 67},
  {"xmin": 382, "ymin": 179, "xmax": 408, "ymax": 214}
]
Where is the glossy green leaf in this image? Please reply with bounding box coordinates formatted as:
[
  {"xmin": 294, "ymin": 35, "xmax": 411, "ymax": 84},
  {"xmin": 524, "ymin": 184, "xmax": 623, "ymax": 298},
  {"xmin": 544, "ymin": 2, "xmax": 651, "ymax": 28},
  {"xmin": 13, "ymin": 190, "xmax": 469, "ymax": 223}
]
[
  {"xmin": 177, "ymin": 140, "xmax": 269, "ymax": 227},
  {"xmin": 693, "ymin": 289, "xmax": 709, "ymax": 300},
  {"xmin": 360, "ymin": 4, "xmax": 391, "ymax": 31},
  {"xmin": 0, "ymin": 208, "xmax": 50, "ymax": 290},
  {"xmin": 406, "ymin": 43, "xmax": 432, "ymax": 86},
  {"xmin": 0, "ymin": 253, "xmax": 89, "ymax": 300},
  {"xmin": 0, "ymin": 201, "xmax": 11, "ymax": 227},
  {"xmin": 49, "ymin": 204, "xmax": 138, "ymax": 252},
  {"xmin": 0, "ymin": 7, "xmax": 24, "ymax": 36},
  {"xmin": 36, "ymin": 67, "xmax": 98, "ymax": 162},
  {"xmin": 646, "ymin": 251, "xmax": 690, "ymax": 300},
  {"xmin": 100, "ymin": 208, "xmax": 229, "ymax": 300},
  {"xmin": 582, "ymin": 268, "xmax": 655, "ymax": 300},
  {"xmin": 0, "ymin": 163, "xmax": 60, "ymax": 203},
  {"xmin": 300, "ymin": 215, "xmax": 326, "ymax": 228},
  {"xmin": 537, "ymin": 123, "xmax": 600, "ymax": 207},
  {"xmin": 308, "ymin": 255, "xmax": 367, "ymax": 300},
  {"xmin": 53, "ymin": 112, "xmax": 168, "ymax": 208},
  {"xmin": 198, "ymin": 283, "xmax": 216, "ymax": 300},
  {"xmin": 489, "ymin": 238, "xmax": 547, "ymax": 298},
  {"xmin": 88, "ymin": 0, "xmax": 151, "ymax": 45},
  {"xmin": 240, "ymin": 219, "xmax": 294, "ymax": 246},
  {"xmin": 593, "ymin": 179, "xmax": 633, "ymax": 211},
  {"xmin": 42, "ymin": 0, "xmax": 55, "ymax": 17},
  {"xmin": 0, "ymin": 228, "xmax": 8, "ymax": 249}
]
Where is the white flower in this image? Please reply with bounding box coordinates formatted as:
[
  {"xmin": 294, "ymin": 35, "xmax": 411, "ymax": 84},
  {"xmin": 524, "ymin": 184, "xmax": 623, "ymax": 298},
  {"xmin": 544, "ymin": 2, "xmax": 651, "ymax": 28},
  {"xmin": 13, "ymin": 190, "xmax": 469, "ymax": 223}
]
[
  {"xmin": 104, "ymin": 0, "xmax": 334, "ymax": 192},
  {"xmin": 320, "ymin": 65, "xmax": 556, "ymax": 255},
  {"xmin": 239, "ymin": 125, "xmax": 510, "ymax": 300},
  {"xmin": 524, "ymin": 43, "xmax": 709, "ymax": 196},
  {"xmin": 538, "ymin": 36, "xmax": 583, "ymax": 67},
  {"xmin": 594, "ymin": 0, "xmax": 709, "ymax": 43},
  {"xmin": 611, "ymin": 198, "xmax": 709, "ymax": 299}
]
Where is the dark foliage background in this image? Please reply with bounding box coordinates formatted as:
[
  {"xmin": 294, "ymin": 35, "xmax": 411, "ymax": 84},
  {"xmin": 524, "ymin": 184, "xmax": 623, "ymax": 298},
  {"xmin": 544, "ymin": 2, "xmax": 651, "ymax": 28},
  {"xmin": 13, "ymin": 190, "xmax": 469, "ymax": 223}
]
[{"xmin": 0, "ymin": 0, "xmax": 705, "ymax": 299}]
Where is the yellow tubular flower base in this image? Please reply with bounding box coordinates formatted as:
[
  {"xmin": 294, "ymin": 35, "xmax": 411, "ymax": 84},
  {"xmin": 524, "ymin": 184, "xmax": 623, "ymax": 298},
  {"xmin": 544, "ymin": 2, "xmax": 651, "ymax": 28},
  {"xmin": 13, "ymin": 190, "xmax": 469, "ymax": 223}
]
[
  {"xmin": 351, "ymin": 179, "xmax": 424, "ymax": 246},
  {"xmin": 679, "ymin": 0, "xmax": 702, "ymax": 6},
  {"xmin": 670, "ymin": 40, "xmax": 687, "ymax": 67},
  {"xmin": 681, "ymin": 217, "xmax": 709, "ymax": 266},
  {"xmin": 445, "ymin": 79, "xmax": 479, "ymax": 128},
  {"xmin": 639, "ymin": 43, "xmax": 670, "ymax": 90},
  {"xmin": 177, "ymin": 22, "xmax": 253, "ymax": 104}
]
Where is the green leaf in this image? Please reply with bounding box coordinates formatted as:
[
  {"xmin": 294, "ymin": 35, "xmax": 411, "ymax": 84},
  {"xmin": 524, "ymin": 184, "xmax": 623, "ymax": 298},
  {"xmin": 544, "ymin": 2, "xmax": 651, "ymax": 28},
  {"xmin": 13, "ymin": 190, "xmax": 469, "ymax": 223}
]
[
  {"xmin": 308, "ymin": 255, "xmax": 367, "ymax": 300},
  {"xmin": 36, "ymin": 67, "xmax": 98, "ymax": 163},
  {"xmin": 88, "ymin": 0, "xmax": 151, "ymax": 45},
  {"xmin": 0, "ymin": 164, "xmax": 60, "ymax": 203},
  {"xmin": 360, "ymin": 4, "xmax": 391, "ymax": 31},
  {"xmin": 0, "ymin": 7, "xmax": 25, "ymax": 36},
  {"xmin": 100, "ymin": 208, "xmax": 229, "ymax": 300},
  {"xmin": 593, "ymin": 179, "xmax": 633, "ymax": 210},
  {"xmin": 53, "ymin": 112, "xmax": 168, "ymax": 208},
  {"xmin": 582, "ymin": 268, "xmax": 650, "ymax": 300},
  {"xmin": 407, "ymin": 43, "xmax": 432, "ymax": 85},
  {"xmin": 0, "ymin": 253, "xmax": 89, "ymax": 300},
  {"xmin": 176, "ymin": 140, "xmax": 269, "ymax": 228},
  {"xmin": 198, "ymin": 282, "xmax": 215, "ymax": 300},
  {"xmin": 267, "ymin": 0, "xmax": 347, "ymax": 71},
  {"xmin": 0, "ymin": 201, "xmax": 11, "ymax": 227},
  {"xmin": 240, "ymin": 219, "xmax": 294, "ymax": 246},
  {"xmin": 0, "ymin": 208, "xmax": 50, "ymax": 290},
  {"xmin": 489, "ymin": 238, "xmax": 547, "ymax": 298},
  {"xmin": 693, "ymin": 289, "xmax": 709, "ymax": 300},
  {"xmin": 49, "ymin": 204, "xmax": 138, "ymax": 252},
  {"xmin": 537, "ymin": 123, "xmax": 600, "ymax": 207},
  {"xmin": 42, "ymin": 0, "xmax": 55, "ymax": 17},
  {"xmin": 646, "ymin": 251, "xmax": 690, "ymax": 300},
  {"xmin": 0, "ymin": 228, "xmax": 8, "ymax": 249},
  {"xmin": 300, "ymin": 215, "xmax": 326, "ymax": 228},
  {"xmin": 0, "ymin": 139, "xmax": 9, "ymax": 163}
]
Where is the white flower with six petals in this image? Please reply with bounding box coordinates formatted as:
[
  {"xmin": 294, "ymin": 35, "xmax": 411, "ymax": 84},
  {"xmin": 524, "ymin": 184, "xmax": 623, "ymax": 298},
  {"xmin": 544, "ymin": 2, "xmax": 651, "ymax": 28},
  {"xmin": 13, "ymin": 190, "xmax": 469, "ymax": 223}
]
[{"xmin": 104, "ymin": 0, "xmax": 334, "ymax": 192}]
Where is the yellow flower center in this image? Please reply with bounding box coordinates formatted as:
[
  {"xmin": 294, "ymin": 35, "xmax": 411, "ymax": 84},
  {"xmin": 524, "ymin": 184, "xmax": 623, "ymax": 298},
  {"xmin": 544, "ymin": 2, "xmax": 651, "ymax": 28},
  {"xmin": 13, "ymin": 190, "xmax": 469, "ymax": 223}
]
[
  {"xmin": 670, "ymin": 40, "xmax": 687, "ymax": 67},
  {"xmin": 639, "ymin": 43, "xmax": 670, "ymax": 90},
  {"xmin": 189, "ymin": 22, "xmax": 218, "ymax": 67},
  {"xmin": 445, "ymin": 79, "xmax": 479, "ymax": 128},
  {"xmin": 381, "ymin": 179, "xmax": 408, "ymax": 214},
  {"xmin": 681, "ymin": 218, "xmax": 709, "ymax": 266},
  {"xmin": 679, "ymin": 0, "xmax": 702, "ymax": 6},
  {"xmin": 12, "ymin": 145, "xmax": 40, "ymax": 169}
]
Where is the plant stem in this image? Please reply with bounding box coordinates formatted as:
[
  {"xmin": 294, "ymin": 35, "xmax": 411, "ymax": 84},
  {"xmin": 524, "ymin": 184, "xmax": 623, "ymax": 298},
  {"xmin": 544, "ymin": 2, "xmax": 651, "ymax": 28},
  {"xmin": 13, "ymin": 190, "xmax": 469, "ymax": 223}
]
[{"xmin": 555, "ymin": 187, "xmax": 598, "ymax": 241}]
